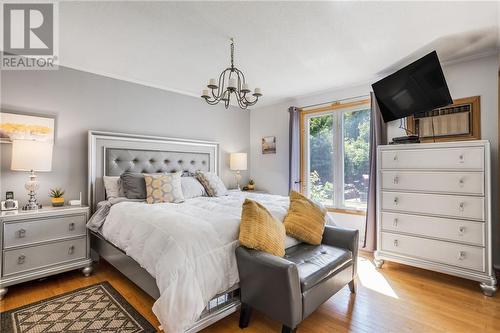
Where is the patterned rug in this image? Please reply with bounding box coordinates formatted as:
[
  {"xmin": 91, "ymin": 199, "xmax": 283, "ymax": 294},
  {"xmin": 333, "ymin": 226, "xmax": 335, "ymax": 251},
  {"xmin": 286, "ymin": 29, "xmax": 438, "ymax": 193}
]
[{"xmin": 0, "ymin": 282, "xmax": 156, "ymax": 333}]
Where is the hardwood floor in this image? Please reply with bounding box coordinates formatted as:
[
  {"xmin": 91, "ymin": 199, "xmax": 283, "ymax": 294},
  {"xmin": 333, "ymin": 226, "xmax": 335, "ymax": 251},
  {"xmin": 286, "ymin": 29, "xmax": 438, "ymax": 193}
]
[{"xmin": 1, "ymin": 256, "xmax": 499, "ymax": 332}]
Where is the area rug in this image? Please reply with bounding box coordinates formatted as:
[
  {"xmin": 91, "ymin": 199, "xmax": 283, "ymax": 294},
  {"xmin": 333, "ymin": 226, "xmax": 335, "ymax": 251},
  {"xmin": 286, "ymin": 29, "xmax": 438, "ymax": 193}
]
[{"xmin": 0, "ymin": 281, "xmax": 156, "ymax": 333}]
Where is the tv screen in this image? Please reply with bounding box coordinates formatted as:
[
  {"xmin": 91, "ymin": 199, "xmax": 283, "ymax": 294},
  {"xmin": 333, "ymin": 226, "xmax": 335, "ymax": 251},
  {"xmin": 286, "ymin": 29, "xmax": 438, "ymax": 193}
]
[{"xmin": 372, "ymin": 51, "xmax": 453, "ymax": 123}]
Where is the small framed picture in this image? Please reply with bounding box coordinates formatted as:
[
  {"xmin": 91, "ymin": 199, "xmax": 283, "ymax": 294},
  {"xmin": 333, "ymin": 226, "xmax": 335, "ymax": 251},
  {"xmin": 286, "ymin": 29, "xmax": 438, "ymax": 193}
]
[
  {"xmin": 0, "ymin": 111, "xmax": 55, "ymax": 143},
  {"xmin": 262, "ymin": 136, "xmax": 276, "ymax": 154}
]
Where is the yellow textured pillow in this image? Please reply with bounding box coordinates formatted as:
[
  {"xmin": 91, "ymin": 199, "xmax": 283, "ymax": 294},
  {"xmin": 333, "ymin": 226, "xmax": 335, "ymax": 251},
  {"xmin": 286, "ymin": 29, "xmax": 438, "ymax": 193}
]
[
  {"xmin": 239, "ymin": 199, "xmax": 286, "ymax": 257},
  {"xmin": 284, "ymin": 191, "xmax": 327, "ymax": 245}
]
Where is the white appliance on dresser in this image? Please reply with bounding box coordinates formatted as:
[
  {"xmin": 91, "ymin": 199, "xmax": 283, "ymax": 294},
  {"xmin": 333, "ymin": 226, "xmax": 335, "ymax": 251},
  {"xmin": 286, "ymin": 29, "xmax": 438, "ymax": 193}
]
[{"xmin": 374, "ymin": 140, "xmax": 497, "ymax": 296}]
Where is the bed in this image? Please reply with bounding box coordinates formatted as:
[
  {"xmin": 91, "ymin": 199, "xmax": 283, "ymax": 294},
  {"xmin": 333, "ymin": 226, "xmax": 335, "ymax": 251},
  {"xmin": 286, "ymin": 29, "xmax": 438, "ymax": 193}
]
[{"xmin": 86, "ymin": 130, "xmax": 295, "ymax": 333}]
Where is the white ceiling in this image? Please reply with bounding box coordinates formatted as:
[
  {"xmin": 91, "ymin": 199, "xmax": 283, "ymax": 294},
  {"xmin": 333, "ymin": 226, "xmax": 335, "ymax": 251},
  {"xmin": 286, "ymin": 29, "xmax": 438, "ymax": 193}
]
[{"xmin": 58, "ymin": 1, "xmax": 499, "ymax": 107}]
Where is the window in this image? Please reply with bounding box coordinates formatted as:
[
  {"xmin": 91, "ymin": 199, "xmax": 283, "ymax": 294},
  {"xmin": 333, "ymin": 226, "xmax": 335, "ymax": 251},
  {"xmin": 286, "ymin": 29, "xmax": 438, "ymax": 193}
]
[{"xmin": 301, "ymin": 100, "xmax": 370, "ymax": 212}]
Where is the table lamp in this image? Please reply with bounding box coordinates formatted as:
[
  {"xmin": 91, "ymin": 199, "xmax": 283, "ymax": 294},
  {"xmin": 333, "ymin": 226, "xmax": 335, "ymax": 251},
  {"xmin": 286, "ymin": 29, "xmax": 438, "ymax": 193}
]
[
  {"xmin": 230, "ymin": 152, "xmax": 247, "ymax": 190},
  {"xmin": 11, "ymin": 139, "xmax": 53, "ymax": 210}
]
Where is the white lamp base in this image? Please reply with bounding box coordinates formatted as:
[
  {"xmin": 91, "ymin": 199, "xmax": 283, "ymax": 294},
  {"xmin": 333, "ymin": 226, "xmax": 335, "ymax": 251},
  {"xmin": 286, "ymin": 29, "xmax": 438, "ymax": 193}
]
[{"xmin": 235, "ymin": 170, "xmax": 242, "ymax": 190}]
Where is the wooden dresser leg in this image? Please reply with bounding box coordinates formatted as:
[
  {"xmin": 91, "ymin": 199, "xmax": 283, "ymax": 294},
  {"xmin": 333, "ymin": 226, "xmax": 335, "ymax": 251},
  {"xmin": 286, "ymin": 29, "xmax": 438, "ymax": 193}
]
[
  {"xmin": 282, "ymin": 325, "xmax": 297, "ymax": 333},
  {"xmin": 348, "ymin": 279, "xmax": 356, "ymax": 293},
  {"xmin": 0, "ymin": 287, "xmax": 8, "ymax": 300},
  {"xmin": 82, "ymin": 264, "xmax": 93, "ymax": 277}
]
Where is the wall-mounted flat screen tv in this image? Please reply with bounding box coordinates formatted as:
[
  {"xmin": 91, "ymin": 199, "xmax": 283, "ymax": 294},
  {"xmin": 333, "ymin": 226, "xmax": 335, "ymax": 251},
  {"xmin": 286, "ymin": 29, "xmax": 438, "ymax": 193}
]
[{"xmin": 372, "ymin": 51, "xmax": 453, "ymax": 123}]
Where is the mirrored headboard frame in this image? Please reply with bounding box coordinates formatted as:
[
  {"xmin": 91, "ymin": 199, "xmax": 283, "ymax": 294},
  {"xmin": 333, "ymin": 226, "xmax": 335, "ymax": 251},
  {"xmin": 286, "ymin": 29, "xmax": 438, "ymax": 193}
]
[{"xmin": 88, "ymin": 130, "xmax": 220, "ymax": 212}]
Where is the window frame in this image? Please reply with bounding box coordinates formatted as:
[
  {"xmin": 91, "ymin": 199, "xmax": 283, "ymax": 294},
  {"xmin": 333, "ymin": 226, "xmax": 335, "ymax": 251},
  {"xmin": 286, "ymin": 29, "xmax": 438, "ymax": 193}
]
[{"xmin": 299, "ymin": 99, "xmax": 371, "ymax": 215}]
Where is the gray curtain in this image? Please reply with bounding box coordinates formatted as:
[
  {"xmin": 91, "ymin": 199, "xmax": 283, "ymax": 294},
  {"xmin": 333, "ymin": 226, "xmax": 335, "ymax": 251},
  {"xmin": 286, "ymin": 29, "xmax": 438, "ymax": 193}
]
[
  {"xmin": 289, "ymin": 106, "xmax": 301, "ymax": 193},
  {"xmin": 363, "ymin": 93, "xmax": 387, "ymax": 251}
]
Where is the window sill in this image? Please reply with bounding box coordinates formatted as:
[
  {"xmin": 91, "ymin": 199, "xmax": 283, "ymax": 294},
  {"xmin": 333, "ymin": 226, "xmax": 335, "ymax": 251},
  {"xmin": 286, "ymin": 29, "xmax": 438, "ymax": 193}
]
[{"xmin": 327, "ymin": 207, "xmax": 366, "ymax": 216}]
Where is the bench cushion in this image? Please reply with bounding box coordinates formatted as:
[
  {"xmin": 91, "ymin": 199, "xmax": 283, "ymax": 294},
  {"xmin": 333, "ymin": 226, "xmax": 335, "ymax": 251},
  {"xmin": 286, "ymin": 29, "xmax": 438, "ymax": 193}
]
[{"xmin": 284, "ymin": 243, "xmax": 352, "ymax": 291}]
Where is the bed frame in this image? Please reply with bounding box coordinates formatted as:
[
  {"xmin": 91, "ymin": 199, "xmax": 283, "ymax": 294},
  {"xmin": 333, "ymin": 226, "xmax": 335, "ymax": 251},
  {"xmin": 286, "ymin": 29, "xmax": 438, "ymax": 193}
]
[{"xmin": 87, "ymin": 130, "xmax": 240, "ymax": 332}]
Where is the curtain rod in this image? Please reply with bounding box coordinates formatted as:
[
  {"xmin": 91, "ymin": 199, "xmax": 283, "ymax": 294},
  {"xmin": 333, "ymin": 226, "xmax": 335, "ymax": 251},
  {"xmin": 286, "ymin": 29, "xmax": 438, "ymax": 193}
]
[{"xmin": 299, "ymin": 94, "xmax": 370, "ymax": 110}]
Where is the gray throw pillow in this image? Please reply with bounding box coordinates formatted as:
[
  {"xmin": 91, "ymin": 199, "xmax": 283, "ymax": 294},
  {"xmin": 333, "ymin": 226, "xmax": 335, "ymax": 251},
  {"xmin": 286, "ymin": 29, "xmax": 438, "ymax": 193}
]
[{"xmin": 120, "ymin": 172, "xmax": 147, "ymax": 199}]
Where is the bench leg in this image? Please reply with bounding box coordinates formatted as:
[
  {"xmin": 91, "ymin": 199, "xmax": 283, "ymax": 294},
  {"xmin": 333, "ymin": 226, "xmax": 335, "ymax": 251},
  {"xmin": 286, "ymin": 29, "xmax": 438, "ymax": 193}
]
[
  {"xmin": 239, "ymin": 303, "xmax": 253, "ymax": 329},
  {"xmin": 282, "ymin": 325, "xmax": 297, "ymax": 333},
  {"xmin": 348, "ymin": 279, "xmax": 356, "ymax": 293}
]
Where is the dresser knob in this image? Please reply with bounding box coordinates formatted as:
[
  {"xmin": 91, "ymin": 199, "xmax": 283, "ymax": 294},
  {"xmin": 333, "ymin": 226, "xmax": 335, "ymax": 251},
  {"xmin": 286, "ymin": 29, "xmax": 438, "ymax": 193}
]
[
  {"xmin": 459, "ymin": 154, "xmax": 464, "ymax": 162},
  {"xmin": 17, "ymin": 228, "xmax": 26, "ymax": 238},
  {"xmin": 68, "ymin": 245, "xmax": 75, "ymax": 255},
  {"xmin": 458, "ymin": 251, "xmax": 466, "ymax": 260},
  {"xmin": 458, "ymin": 178, "xmax": 465, "ymax": 186},
  {"xmin": 393, "ymin": 218, "xmax": 398, "ymax": 227},
  {"xmin": 393, "ymin": 154, "xmax": 398, "ymax": 161},
  {"xmin": 393, "ymin": 176, "xmax": 399, "ymax": 184},
  {"xmin": 68, "ymin": 222, "xmax": 75, "ymax": 231},
  {"xmin": 459, "ymin": 202, "xmax": 465, "ymax": 212},
  {"xmin": 393, "ymin": 197, "xmax": 399, "ymax": 205},
  {"xmin": 17, "ymin": 255, "xmax": 26, "ymax": 265},
  {"xmin": 393, "ymin": 239, "xmax": 399, "ymax": 247},
  {"xmin": 459, "ymin": 226, "xmax": 466, "ymax": 234}
]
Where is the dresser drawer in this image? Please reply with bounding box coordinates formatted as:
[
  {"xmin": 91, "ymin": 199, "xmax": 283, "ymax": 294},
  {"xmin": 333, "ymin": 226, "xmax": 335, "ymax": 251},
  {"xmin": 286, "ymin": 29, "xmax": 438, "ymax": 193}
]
[
  {"xmin": 2, "ymin": 237, "xmax": 86, "ymax": 276},
  {"xmin": 381, "ymin": 192, "xmax": 484, "ymax": 220},
  {"xmin": 3, "ymin": 214, "xmax": 87, "ymax": 249},
  {"xmin": 380, "ymin": 232, "xmax": 485, "ymax": 272},
  {"xmin": 381, "ymin": 212, "xmax": 485, "ymax": 246},
  {"xmin": 381, "ymin": 171, "xmax": 484, "ymax": 195},
  {"xmin": 380, "ymin": 147, "xmax": 484, "ymax": 170}
]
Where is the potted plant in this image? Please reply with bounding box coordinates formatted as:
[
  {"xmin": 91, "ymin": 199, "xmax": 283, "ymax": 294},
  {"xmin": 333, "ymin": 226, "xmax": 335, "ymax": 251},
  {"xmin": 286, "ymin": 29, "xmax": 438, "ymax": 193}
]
[
  {"xmin": 49, "ymin": 188, "xmax": 65, "ymax": 207},
  {"xmin": 247, "ymin": 179, "xmax": 255, "ymax": 191}
]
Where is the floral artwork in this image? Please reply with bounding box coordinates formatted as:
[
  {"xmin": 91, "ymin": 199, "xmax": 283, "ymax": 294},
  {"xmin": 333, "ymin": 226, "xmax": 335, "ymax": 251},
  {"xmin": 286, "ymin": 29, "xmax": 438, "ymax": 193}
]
[{"xmin": 0, "ymin": 112, "xmax": 55, "ymax": 143}]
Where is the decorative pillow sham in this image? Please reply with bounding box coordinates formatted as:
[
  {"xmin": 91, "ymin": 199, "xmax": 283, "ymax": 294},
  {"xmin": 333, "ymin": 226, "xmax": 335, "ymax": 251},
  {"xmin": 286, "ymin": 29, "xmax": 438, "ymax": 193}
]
[
  {"xmin": 283, "ymin": 190, "xmax": 327, "ymax": 245},
  {"xmin": 181, "ymin": 176, "xmax": 206, "ymax": 199},
  {"xmin": 195, "ymin": 171, "xmax": 228, "ymax": 197},
  {"xmin": 144, "ymin": 172, "xmax": 184, "ymax": 204},
  {"xmin": 103, "ymin": 176, "xmax": 124, "ymax": 199},
  {"xmin": 239, "ymin": 199, "xmax": 286, "ymax": 257},
  {"xmin": 120, "ymin": 172, "xmax": 148, "ymax": 199}
]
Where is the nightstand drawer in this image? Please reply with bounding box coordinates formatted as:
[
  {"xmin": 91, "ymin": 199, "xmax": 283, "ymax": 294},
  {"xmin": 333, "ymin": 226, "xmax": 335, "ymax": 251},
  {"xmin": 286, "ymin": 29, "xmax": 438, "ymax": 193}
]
[
  {"xmin": 3, "ymin": 214, "xmax": 87, "ymax": 249},
  {"xmin": 3, "ymin": 237, "xmax": 87, "ymax": 276}
]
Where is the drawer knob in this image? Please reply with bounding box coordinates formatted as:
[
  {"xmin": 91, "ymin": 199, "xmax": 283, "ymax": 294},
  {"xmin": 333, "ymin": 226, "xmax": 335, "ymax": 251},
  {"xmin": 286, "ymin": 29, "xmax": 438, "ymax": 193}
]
[
  {"xmin": 69, "ymin": 222, "xmax": 75, "ymax": 231},
  {"xmin": 393, "ymin": 154, "xmax": 398, "ymax": 161},
  {"xmin": 393, "ymin": 197, "xmax": 399, "ymax": 205},
  {"xmin": 393, "ymin": 239, "xmax": 399, "ymax": 247},
  {"xmin": 68, "ymin": 245, "xmax": 75, "ymax": 255},
  {"xmin": 17, "ymin": 255, "xmax": 26, "ymax": 265},
  {"xmin": 459, "ymin": 154, "xmax": 464, "ymax": 162},
  {"xmin": 393, "ymin": 176, "xmax": 399, "ymax": 184},
  {"xmin": 459, "ymin": 226, "xmax": 466, "ymax": 234},
  {"xmin": 458, "ymin": 251, "xmax": 466, "ymax": 260},
  {"xmin": 17, "ymin": 228, "xmax": 26, "ymax": 238},
  {"xmin": 458, "ymin": 178, "xmax": 465, "ymax": 186},
  {"xmin": 393, "ymin": 218, "xmax": 398, "ymax": 227},
  {"xmin": 459, "ymin": 202, "xmax": 465, "ymax": 212}
]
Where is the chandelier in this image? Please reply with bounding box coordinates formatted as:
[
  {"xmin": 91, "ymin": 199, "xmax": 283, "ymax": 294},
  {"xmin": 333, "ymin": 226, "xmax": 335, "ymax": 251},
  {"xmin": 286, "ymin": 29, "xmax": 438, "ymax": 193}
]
[{"xmin": 201, "ymin": 38, "xmax": 262, "ymax": 109}]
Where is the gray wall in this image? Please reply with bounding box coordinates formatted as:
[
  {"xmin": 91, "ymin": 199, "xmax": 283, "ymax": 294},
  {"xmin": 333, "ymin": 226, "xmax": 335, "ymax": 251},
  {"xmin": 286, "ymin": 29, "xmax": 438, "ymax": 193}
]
[{"xmin": 0, "ymin": 66, "xmax": 250, "ymax": 206}]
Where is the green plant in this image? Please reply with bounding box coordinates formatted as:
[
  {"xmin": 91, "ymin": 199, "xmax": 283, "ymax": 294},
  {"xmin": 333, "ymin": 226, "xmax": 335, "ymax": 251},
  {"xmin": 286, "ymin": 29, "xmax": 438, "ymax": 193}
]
[
  {"xmin": 248, "ymin": 179, "xmax": 255, "ymax": 185},
  {"xmin": 49, "ymin": 188, "xmax": 65, "ymax": 198}
]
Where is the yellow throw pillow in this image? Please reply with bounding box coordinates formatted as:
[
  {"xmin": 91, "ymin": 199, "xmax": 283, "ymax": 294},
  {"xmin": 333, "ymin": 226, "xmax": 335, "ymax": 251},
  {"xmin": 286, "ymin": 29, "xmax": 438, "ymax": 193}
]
[
  {"xmin": 144, "ymin": 173, "xmax": 184, "ymax": 204},
  {"xmin": 283, "ymin": 191, "xmax": 327, "ymax": 245},
  {"xmin": 239, "ymin": 199, "xmax": 286, "ymax": 257}
]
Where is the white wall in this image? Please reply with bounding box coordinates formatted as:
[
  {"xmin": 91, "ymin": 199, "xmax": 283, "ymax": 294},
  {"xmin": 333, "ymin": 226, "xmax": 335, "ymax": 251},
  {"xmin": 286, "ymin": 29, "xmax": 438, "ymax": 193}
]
[
  {"xmin": 250, "ymin": 54, "xmax": 499, "ymax": 264},
  {"xmin": 0, "ymin": 66, "xmax": 250, "ymax": 206}
]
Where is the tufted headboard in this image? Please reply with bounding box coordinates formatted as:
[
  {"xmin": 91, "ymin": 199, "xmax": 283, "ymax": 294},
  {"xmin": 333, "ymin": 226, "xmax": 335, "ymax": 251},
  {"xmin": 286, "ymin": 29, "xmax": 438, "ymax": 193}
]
[{"xmin": 88, "ymin": 130, "xmax": 219, "ymax": 212}]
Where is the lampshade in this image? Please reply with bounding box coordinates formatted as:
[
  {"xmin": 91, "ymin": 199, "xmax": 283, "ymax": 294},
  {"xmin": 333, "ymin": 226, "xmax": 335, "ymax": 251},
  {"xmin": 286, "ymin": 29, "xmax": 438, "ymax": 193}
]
[
  {"xmin": 230, "ymin": 153, "xmax": 247, "ymax": 171},
  {"xmin": 11, "ymin": 139, "xmax": 53, "ymax": 172}
]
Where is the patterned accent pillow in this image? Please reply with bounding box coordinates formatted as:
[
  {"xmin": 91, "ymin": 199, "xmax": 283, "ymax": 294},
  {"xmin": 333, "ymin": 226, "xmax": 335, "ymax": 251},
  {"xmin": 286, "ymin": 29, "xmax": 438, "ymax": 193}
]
[
  {"xmin": 283, "ymin": 190, "xmax": 327, "ymax": 245},
  {"xmin": 239, "ymin": 199, "xmax": 286, "ymax": 257},
  {"xmin": 194, "ymin": 171, "xmax": 228, "ymax": 197},
  {"xmin": 144, "ymin": 172, "xmax": 184, "ymax": 204}
]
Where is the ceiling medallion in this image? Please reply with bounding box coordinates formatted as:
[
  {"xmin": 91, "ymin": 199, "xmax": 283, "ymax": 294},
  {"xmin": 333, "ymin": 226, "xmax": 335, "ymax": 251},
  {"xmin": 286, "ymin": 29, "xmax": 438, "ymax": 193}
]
[{"xmin": 201, "ymin": 38, "xmax": 262, "ymax": 109}]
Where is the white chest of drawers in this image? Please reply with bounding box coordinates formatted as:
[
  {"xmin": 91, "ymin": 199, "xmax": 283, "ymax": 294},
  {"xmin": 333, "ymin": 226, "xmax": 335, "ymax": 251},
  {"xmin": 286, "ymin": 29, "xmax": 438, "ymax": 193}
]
[
  {"xmin": 0, "ymin": 206, "xmax": 93, "ymax": 299},
  {"xmin": 374, "ymin": 140, "xmax": 497, "ymax": 296}
]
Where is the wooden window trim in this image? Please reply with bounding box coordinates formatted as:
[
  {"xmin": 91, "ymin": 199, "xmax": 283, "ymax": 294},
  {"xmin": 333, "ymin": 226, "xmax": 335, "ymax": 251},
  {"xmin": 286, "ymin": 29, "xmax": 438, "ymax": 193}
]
[{"xmin": 299, "ymin": 98, "xmax": 371, "ymax": 213}]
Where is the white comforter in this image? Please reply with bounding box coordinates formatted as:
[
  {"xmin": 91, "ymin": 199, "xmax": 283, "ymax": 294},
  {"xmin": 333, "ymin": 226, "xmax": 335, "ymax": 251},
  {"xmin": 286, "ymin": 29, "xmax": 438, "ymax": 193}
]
[{"xmin": 100, "ymin": 191, "xmax": 297, "ymax": 333}]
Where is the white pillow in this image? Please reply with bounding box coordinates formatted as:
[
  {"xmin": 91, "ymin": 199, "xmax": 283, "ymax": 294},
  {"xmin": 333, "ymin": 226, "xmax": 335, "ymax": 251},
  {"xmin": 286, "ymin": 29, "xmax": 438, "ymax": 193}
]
[
  {"xmin": 181, "ymin": 177, "xmax": 206, "ymax": 199},
  {"xmin": 195, "ymin": 171, "xmax": 228, "ymax": 197},
  {"xmin": 103, "ymin": 176, "xmax": 124, "ymax": 199}
]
